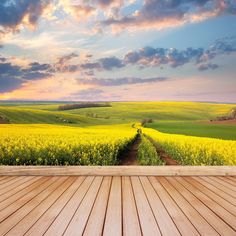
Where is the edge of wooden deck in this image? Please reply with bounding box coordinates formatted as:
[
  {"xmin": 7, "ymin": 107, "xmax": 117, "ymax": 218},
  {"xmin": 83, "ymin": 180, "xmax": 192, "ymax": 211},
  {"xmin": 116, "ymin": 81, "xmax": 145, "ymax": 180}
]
[{"xmin": 0, "ymin": 166, "xmax": 235, "ymax": 176}]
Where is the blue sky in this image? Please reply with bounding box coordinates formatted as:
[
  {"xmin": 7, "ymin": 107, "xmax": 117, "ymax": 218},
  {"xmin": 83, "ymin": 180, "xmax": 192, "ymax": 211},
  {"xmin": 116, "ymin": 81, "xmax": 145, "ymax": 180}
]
[{"xmin": 0, "ymin": 0, "xmax": 236, "ymax": 102}]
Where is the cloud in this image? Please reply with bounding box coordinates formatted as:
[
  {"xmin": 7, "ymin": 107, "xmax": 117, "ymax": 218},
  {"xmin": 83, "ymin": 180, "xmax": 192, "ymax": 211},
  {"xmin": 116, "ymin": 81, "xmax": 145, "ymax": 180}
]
[
  {"xmin": 0, "ymin": 0, "xmax": 52, "ymax": 33},
  {"xmin": 102, "ymin": 0, "xmax": 236, "ymax": 31},
  {"xmin": 27, "ymin": 62, "xmax": 52, "ymax": 72},
  {"xmin": 0, "ymin": 62, "xmax": 22, "ymax": 76},
  {"xmin": 197, "ymin": 63, "xmax": 219, "ymax": 71},
  {"xmin": 80, "ymin": 62, "xmax": 101, "ymax": 70},
  {"xmin": 78, "ymin": 76, "xmax": 168, "ymax": 86},
  {"xmin": 79, "ymin": 56, "xmax": 124, "ymax": 71},
  {"xmin": 60, "ymin": 0, "xmax": 125, "ymax": 27},
  {"xmin": 1, "ymin": 36, "xmax": 235, "ymax": 94},
  {"xmin": 62, "ymin": 2, "xmax": 97, "ymax": 22},
  {"xmin": 0, "ymin": 76, "xmax": 23, "ymax": 93},
  {"xmin": 57, "ymin": 52, "xmax": 79, "ymax": 65},
  {"xmin": 123, "ymin": 37, "xmax": 236, "ymax": 70},
  {"xmin": 0, "ymin": 57, "xmax": 52, "ymax": 92},
  {"xmin": 54, "ymin": 54, "xmax": 124, "ymax": 73},
  {"xmin": 99, "ymin": 56, "xmax": 124, "ymax": 70},
  {"xmin": 54, "ymin": 52, "xmax": 80, "ymax": 72},
  {"xmin": 0, "ymin": 0, "xmax": 235, "ymax": 38},
  {"xmin": 0, "ymin": 57, "xmax": 6, "ymax": 62},
  {"xmin": 124, "ymin": 46, "xmax": 205, "ymax": 68},
  {"xmin": 22, "ymin": 71, "xmax": 52, "ymax": 80},
  {"xmin": 92, "ymin": 0, "xmax": 123, "ymax": 8}
]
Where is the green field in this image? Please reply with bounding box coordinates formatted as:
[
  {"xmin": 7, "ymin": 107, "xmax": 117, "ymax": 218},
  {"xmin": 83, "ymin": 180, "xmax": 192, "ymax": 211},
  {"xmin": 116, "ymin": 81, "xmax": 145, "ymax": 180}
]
[
  {"xmin": 0, "ymin": 101, "xmax": 235, "ymax": 140},
  {"xmin": 0, "ymin": 101, "xmax": 236, "ymax": 166},
  {"xmin": 146, "ymin": 121, "xmax": 236, "ymax": 140}
]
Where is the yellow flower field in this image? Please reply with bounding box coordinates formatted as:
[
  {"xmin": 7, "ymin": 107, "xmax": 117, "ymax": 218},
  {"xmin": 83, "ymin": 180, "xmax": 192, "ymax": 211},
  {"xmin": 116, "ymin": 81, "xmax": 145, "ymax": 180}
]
[
  {"xmin": 0, "ymin": 125, "xmax": 136, "ymax": 165},
  {"xmin": 143, "ymin": 128, "xmax": 236, "ymax": 165}
]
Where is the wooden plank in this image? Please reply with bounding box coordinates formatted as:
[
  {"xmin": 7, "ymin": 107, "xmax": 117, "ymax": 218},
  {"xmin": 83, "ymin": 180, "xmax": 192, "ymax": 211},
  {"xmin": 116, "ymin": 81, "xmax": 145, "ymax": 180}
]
[
  {"xmin": 0, "ymin": 177, "xmax": 58, "ymax": 223},
  {"xmin": 158, "ymin": 177, "xmax": 218, "ymax": 236},
  {"xmin": 227, "ymin": 176, "xmax": 236, "ymax": 183},
  {"xmin": 7, "ymin": 177, "xmax": 82, "ymax": 236},
  {"xmin": 0, "ymin": 177, "xmax": 9, "ymax": 182},
  {"xmin": 0, "ymin": 176, "xmax": 33, "ymax": 196},
  {"xmin": 168, "ymin": 177, "xmax": 236, "ymax": 236},
  {"xmin": 149, "ymin": 176, "xmax": 199, "ymax": 236},
  {"xmin": 131, "ymin": 176, "xmax": 161, "ymax": 236},
  {"xmin": 187, "ymin": 177, "xmax": 236, "ymax": 216},
  {"xmin": 103, "ymin": 177, "xmax": 122, "ymax": 236},
  {"xmin": 83, "ymin": 177, "xmax": 112, "ymax": 236},
  {"xmin": 0, "ymin": 177, "xmax": 69, "ymax": 235},
  {"xmin": 139, "ymin": 177, "xmax": 180, "ymax": 236},
  {"xmin": 63, "ymin": 176, "xmax": 103, "ymax": 236},
  {"xmin": 122, "ymin": 176, "xmax": 142, "ymax": 236},
  {"xmin": 0, "ymin": 177, "xmax": 40, "ymax": 203},
  {"xmin": 0, "ymin": 166, "xmax": 236, "ymax": 176},
  {"xmin": 208, "ymin": 177, "xmax": 236, "ymax": 192},
  {"xmin": 0, "ymin": 177, "xmax": 48, "ymax": 212},
  {"xmin": 41, "ymin": 177, "xmax": 95, "ymax": 236},
  {"xmin": 24, "ymin": 176, "xmax": 85, "ymax": 235},
  {"xmin": 179, "ymin": 177, "xmax": 236, "ymax": 230},
  {"xmin": 0, "ymin": 177, "xmax": 19, "ymax": 190},
  {"xmin": 0, "ymin": 174, "xmax": 234, "ymax": 236},
  {"xmin": 196, "ymin": 177, "xmax": 236, "ymax": 205},
  {"xmin": 201, "ymin": 177, "xmax": 236, "ymax": 197},
  {"xmin": 0, "ymin": 177, "xmax": 17, "ymax": 186},
  {"xmin": 220, "ymin": 177, "xmax": 236, "ymax": 187}
]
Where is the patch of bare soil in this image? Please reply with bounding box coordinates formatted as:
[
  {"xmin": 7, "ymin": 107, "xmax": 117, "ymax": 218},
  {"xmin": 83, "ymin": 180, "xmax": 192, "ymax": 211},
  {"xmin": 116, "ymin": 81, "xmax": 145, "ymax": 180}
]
[
  {"xmin": 207, "ymin": 119, "xmax": 236, "ymax": 125},
  {"xmin": 120, "ymin": 136, "xmax": 141, "ymax": 165},
  {"xmin": 155, "ymin": 148, "xmax": 179, "ymax": 165},
  {"xmin": 147, "ymin": 137, "xmax": 179, "ymax": 165}
]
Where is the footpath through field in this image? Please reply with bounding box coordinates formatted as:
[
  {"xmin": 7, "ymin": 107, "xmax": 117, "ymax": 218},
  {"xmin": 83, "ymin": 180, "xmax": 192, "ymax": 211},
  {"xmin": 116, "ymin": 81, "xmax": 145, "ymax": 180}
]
[
  {"xmin": 147, "ymin": 137, "xmax": 179, "ymax": 165},
  {"xmin": 120, "ymin": 136, "xmax": 141, "ymax": 165},
  {"xmin": 120, "ymin": 134, "xmax": 179, "ymax": 166}
]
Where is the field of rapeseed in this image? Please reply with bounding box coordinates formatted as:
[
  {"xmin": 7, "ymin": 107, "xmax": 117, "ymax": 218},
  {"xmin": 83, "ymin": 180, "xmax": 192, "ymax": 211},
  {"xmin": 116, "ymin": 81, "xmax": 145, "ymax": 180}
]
[
  {"xmin": 0, "ymin": 125, "xmax": 136, "ymax": 165},
  {"xmin": 144, "ymin": 128, "xmax": 236, "ymax": 165}
]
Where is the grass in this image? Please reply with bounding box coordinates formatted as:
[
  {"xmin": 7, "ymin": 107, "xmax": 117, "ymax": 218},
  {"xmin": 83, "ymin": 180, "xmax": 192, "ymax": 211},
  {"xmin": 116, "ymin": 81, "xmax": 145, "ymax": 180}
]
[
  {"xmin": 0, "ymin": 101, "xmax": 235, "ymax": 140},
  {"xmin": 60, "ymin": 102, "xmax": 235, "ymax": 121},
  {"xmin": 146, "ymin": 121, "xmax": 236, "ymax": 140},
  {"xmin": 0, "ymin": 106, "xmax": 101, "ymax": 125}
]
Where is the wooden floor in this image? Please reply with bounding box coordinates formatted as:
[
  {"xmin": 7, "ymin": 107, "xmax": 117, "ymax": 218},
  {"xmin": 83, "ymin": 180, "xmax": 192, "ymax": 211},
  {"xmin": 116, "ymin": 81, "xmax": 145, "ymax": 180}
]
[{"xmin": 0, "ymin": 175, "xmax": 236, "ymax": 236}]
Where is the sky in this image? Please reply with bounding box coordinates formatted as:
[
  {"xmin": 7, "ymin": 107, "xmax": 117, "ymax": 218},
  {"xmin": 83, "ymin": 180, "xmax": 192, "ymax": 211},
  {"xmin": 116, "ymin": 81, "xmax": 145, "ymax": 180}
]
[{"xmin": 0, "ymin": 0, "xmax": 236, "ymax": 102}]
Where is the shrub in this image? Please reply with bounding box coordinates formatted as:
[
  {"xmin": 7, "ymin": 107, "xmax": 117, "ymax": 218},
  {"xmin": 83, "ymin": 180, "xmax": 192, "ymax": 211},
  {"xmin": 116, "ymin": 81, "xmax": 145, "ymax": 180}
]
[{"xmin": 141, "ymin": 118, "xmax": 153, "ymax": 126}]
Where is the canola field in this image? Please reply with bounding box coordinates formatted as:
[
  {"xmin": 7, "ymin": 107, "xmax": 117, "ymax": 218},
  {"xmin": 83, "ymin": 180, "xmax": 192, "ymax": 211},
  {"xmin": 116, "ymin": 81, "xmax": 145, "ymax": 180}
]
[
  {"xmin": 0, "ymin": 124, "xmax": 235, "ymax": 166},
  {"xmin": 0, "ymin": 125, "xmax": 136, "ymax": 165},
  {"xmin": 0, "ymin": 102, "xmax": 235, "ymax": 166},
  {"xmin": 144, "ymin": 128, "xmax": 236, "ymax": 165},
  {"xmin": 137, "ymin": 135, "xmax": 164, "ymax": 165}
]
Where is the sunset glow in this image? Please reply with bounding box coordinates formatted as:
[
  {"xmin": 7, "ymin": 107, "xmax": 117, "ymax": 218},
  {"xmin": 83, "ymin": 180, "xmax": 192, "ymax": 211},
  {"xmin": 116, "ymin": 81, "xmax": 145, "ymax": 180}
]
[{"xmin": 0, "ymin": 0, "xmax": 236, "ymax": 102}]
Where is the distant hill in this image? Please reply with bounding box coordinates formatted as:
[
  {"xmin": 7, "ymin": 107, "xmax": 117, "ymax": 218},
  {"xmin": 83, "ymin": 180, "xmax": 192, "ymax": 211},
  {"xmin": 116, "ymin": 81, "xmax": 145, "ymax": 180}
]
[
  {"xmin": 0, "ymin": 101, "xmax": 236, "ymax": 140},
  {"xmin": 0, "ymin": 101, "xmax": 235, "ymax": 124},
  {"xmin": 0, "ymin": 106, "xmax": 100, "ymax": 125}
]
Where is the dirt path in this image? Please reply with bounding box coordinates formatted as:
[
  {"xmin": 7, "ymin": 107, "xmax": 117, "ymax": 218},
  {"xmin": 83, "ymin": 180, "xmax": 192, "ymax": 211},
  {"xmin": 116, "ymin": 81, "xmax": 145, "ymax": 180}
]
[
  {"xmin": 119, "ymin": 135, "xmax": 179, "ymax": 166},
  {"xmin": 120, "ymin": 136, "xmax": 141, "ymax": 165},
  {"xmin": 155, "ymin": 148, "xmax": 179, "ymax": 165},
  {"xmin": 147, "ymin": 137, "xmax": 179, "ymax": 165}
]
